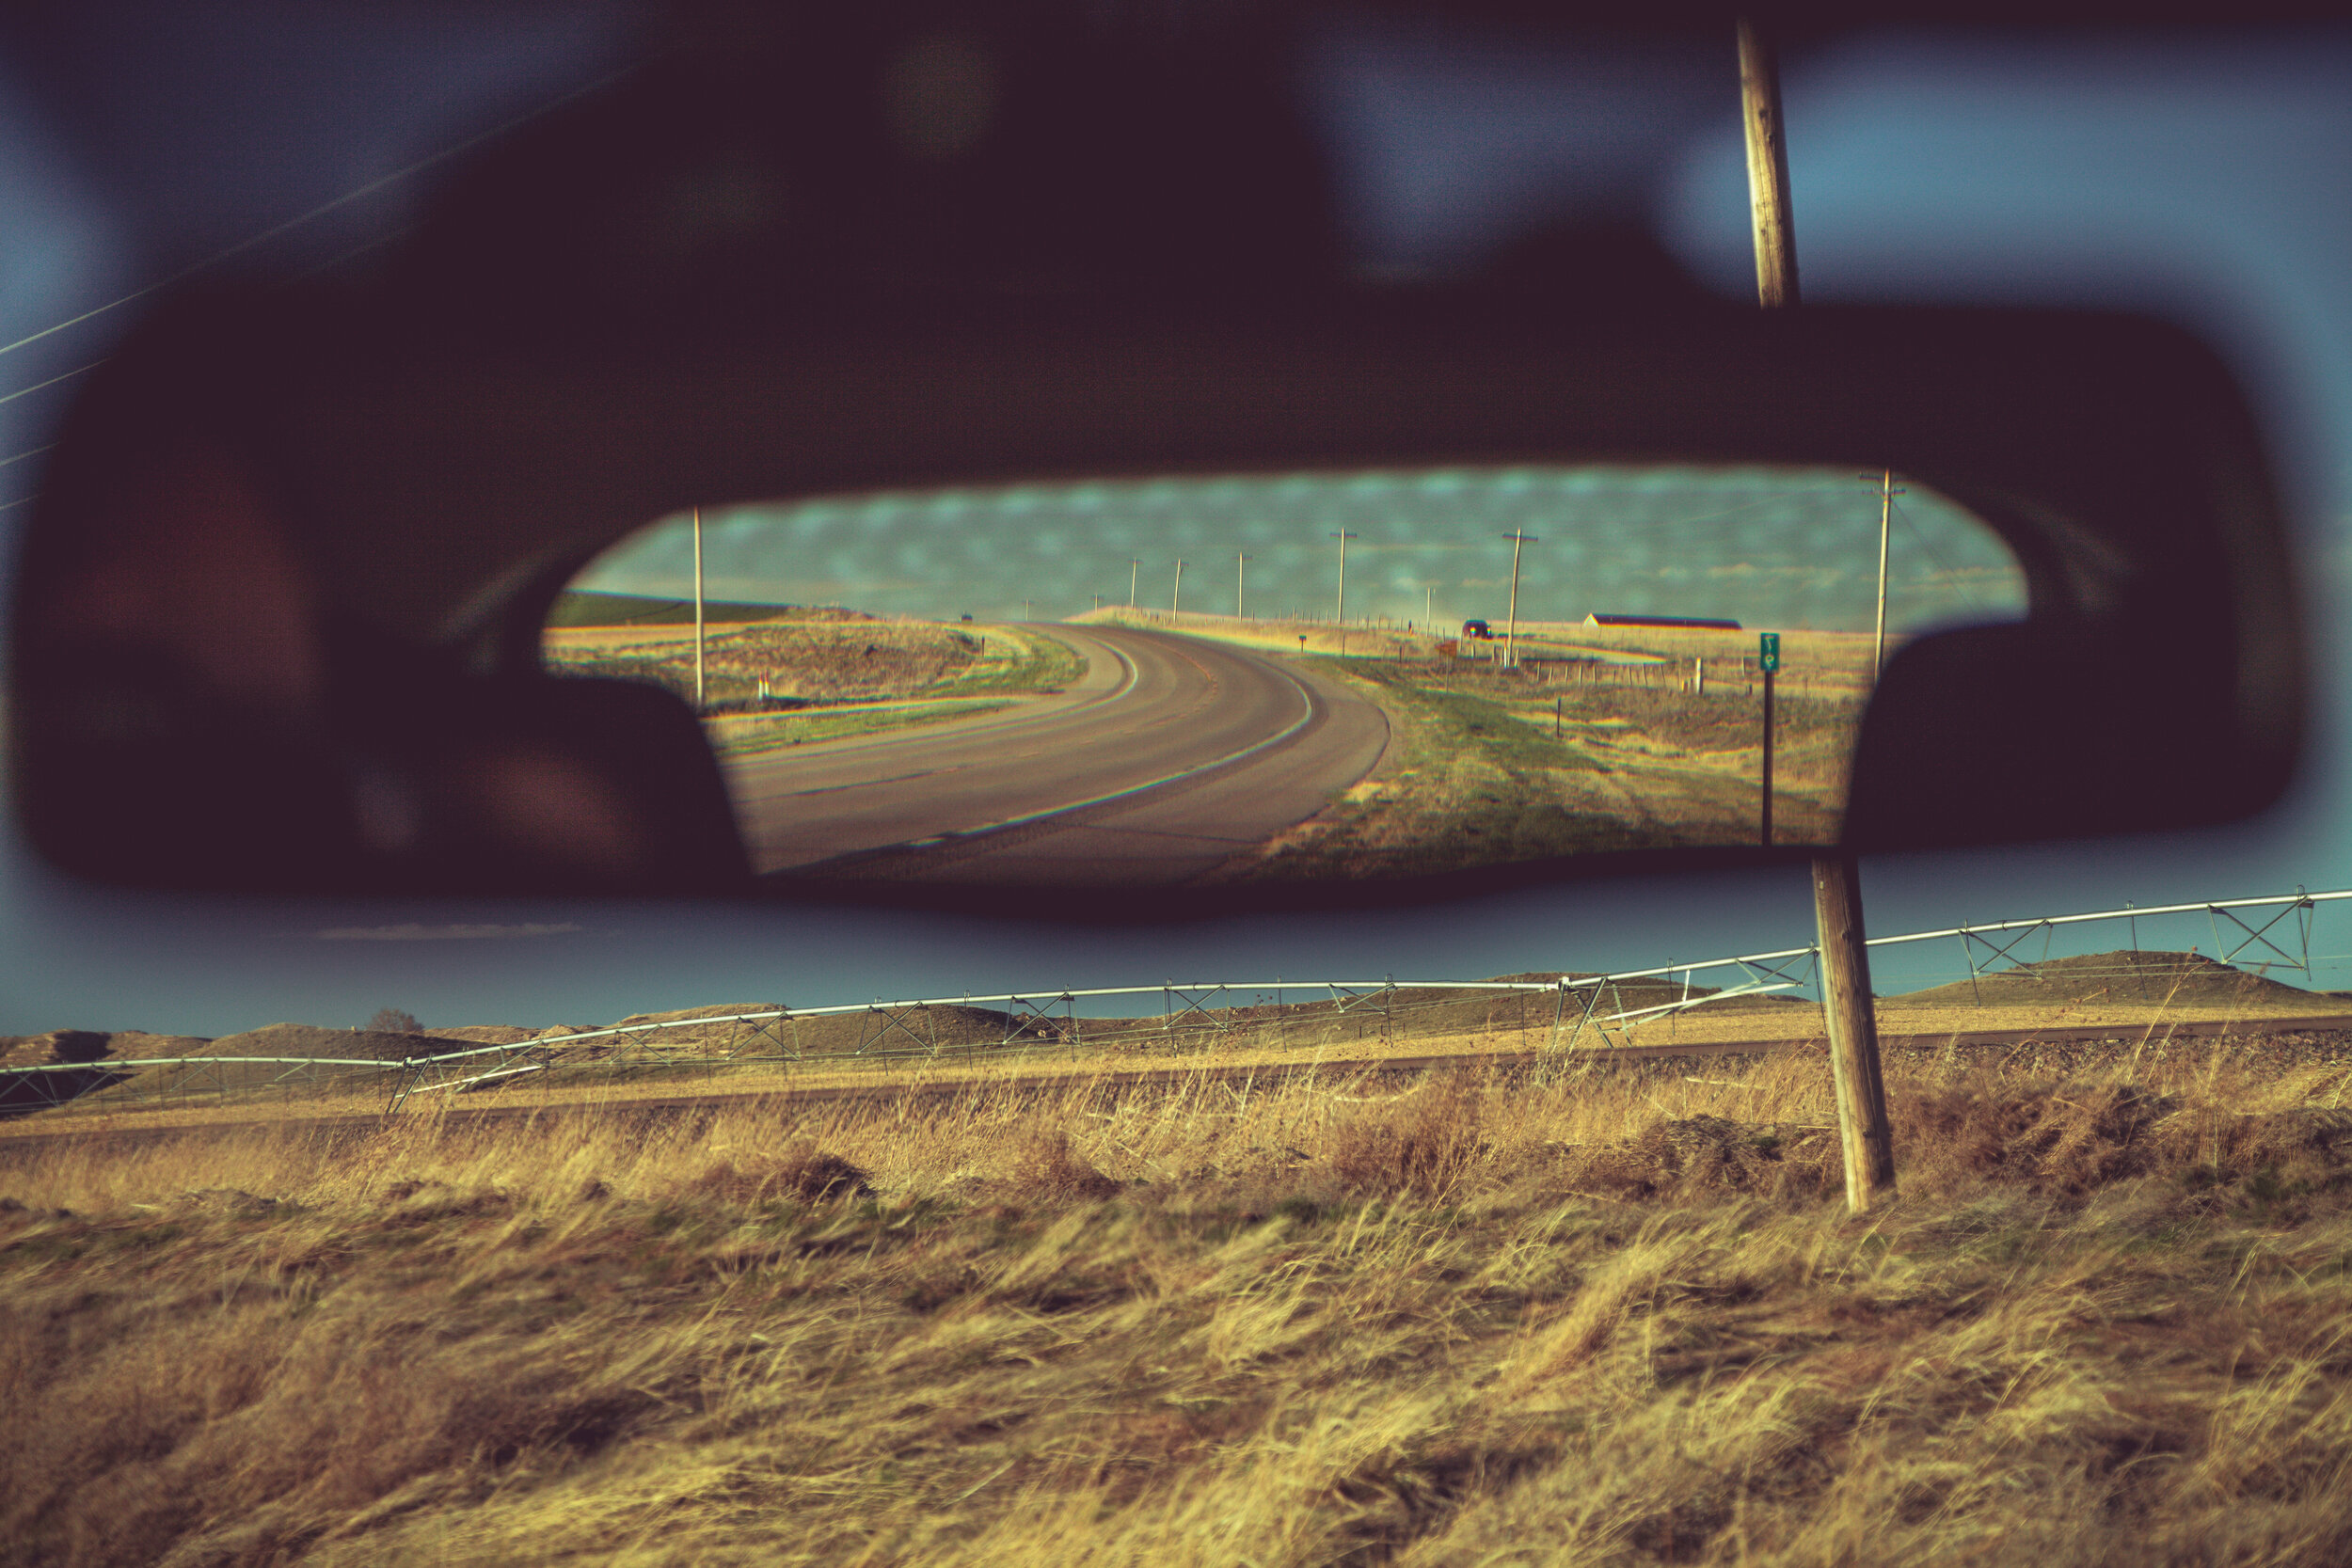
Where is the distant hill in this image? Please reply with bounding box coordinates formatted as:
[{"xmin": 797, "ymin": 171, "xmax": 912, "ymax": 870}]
[
  {"xmin": 1888, "ymin": 950, "xmax": 2322, "ymax": 1009},
  {"xmin": 547, "ymin": 591, "xmax": 863, "ymax": 627}
]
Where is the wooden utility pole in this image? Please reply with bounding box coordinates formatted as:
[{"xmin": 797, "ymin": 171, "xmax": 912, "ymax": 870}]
[
  {"xmin": 691, "ymin": 504, "xmax": 706, "ymax": 710},
  {"xmin": 1867, "ymin": 468, "xmax": 1905, "ymax": 680},
  {"xmin": 1501, "ymin": 529, "xmax": 1538, "ymax": 669},
  {"xmin": 1172, "ymin": 559, "xmax": 1184, "ymax": 614},
  {"xmin": 1738, "ymin": 20, "xmax": 1799, "ymax": 310},
  {"xmin": 1739, "ymin": 17, "xmax": 1896, "ymax": 1211},
  {"xmin": 1331, "ymin": 531, "xmax": 1357, "ymax": 625}
]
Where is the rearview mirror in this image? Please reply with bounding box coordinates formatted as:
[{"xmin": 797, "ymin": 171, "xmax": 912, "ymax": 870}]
[
  {"xmin": 9, "ymin": 286, "xmax": 2299, "ymax": 914},
  {"xmin": 551, "ymin": 463, "xmax": 2025, "ymax": 888}
]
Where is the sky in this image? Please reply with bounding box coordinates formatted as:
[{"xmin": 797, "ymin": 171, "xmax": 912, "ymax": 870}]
[
  {"xmin": 3, "ymin": 16, "xmax": 2352, "ymax": 1036},
  {"xmin": 578, "ymin": 465, "xmax": 2022, "ymax": 635}
]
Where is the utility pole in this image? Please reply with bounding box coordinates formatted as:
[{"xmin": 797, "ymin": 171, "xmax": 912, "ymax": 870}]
[
  {"xmin": 1129, "ymin": 559, "xmax": 1139, "ymax": 609},
  {"xmin": 1425, "ymin": 581, "xmax": 1435, "ymax": 629},
  {"xmin": 1331, "ymin": 531, "xmax": 1357, "ymax": 625},
  {"xmin": 1863, "ymin": 468, "xmax": 1906, "ymax": 680},
  {"xmin": 1237, "ymin": 552, "xmax": 1251, "ymax": 619},
  {"xmin": 691, "ymin": 504, "xmax": 706, "ymax": 710},
  {"xmin": 1501, "ymin": 530, "xmax": 1538, "ymax": 670},
  {"xmin": 1740, "ymin": 16, "xmax": 1895, "ymax": 1212},
  {"xmin": 1172, "ymin": 558, "xmax": 1184, "ymax": 615}
]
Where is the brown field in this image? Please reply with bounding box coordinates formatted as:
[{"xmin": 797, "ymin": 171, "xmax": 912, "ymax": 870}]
[
  {"xmin": 8, "ymin": 1023, "xmax": 2352, "ymax": 1565},
  {"xmin": 538, "ymin": 620, "xmax": 1077, "ymax": 755}
]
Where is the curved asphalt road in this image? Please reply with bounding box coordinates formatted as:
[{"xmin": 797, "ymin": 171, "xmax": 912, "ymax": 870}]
[{"xmin": 728, "ymin": 625, "xmax": 1389, "ymax": 886}]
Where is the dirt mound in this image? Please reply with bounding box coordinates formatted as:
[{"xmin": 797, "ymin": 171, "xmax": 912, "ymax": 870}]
[
  {"xmin": 205, "ymin": 1023, "xmax": 469, "ymax": 1062},
  {"xmin": 105, "ymin": 1030, "xmax": 215, "ymax": 1059},
  {"xmin": 428, "ymin": 1025, "xmax": 539, "ymax": 1046},
  {"xmin": 3, "ymin": 1029, "xmax": 221, "ymax": 1070},
  {"xmin": 49, "ymin": 1023, "xmax": 477, "ymax": 1112},
  {"xmin": 610, "ymin": 1003, "xmax": 787, "ymax": 1029},
  {"xmin": 0, "ymin": 1031, "xmax": 115, "ymax": 1069},
  {"xmin": 1891, "ymin": 951, "xmax": 2321, "ymax": 1011}
]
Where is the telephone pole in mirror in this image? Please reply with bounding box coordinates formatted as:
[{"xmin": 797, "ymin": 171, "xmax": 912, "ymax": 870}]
[
  {"xmin": 1171, "ymin": 559, "xmax": 1184, "ymax": 615},
  {"xmin": 691, "ymin": 504, "xmax": 706, "ymax": 711},
  {"xmin": 1331, "ymin": 531, "xmax": 1357, "ymax": 626},
  {"xmin": 1129, "ymin": 559, "xmax": 1138, "ymax": 608},
  {"xmin": 1740, "ymin": 16, "xmax": 1896, "ymax": 1212},
  {"xmin": 1863, "ymin": 468, "xmax": 1906, "ymax": 680},
  {"xmin": 1501, "ymin": 531, "xmax": 1538, "ymax": 669},
  {"xmin": 1237, "ymin": 552, "xmax": 1251, "ymax": 619}
]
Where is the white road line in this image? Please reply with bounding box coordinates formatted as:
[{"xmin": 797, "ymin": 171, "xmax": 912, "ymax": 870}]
[{"xmin": 901, "ymin": 641, "xmax": 1319, "ymax": 848}]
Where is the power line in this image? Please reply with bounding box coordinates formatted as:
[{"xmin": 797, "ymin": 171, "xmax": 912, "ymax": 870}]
[
  {"xmin": 0, "ymin": 57, "xmax": 647, "ymax": 365},
  {"xmin": 0, "ymin": 361, "xmax": 103, "ymax": 409}
]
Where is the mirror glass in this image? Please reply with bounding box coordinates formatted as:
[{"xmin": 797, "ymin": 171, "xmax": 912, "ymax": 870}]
[{"xmin": 545, "ymin": 466, "xmax": 2025, "ymax": 886}]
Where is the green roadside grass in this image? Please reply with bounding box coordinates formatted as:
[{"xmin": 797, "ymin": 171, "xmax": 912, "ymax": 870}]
[
  {"xmin": 924, "ymin": 626, "xmax": 1084, "ymax": 697},
  {"xmin": 1234, "ymin": 657, "xmax": 1671, "ymax": 880},
  {"xmin": 704, "ymin": 700, "xmax": 1015, "ymax": 758}
]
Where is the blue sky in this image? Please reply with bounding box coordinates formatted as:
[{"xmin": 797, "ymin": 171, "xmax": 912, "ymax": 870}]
[
  {"xmin": 580, "ymin": 466, "xmax": 2020, "ymax": 635},
  {"xmin": 4, "ymin": 21, "xmax": 2351, "ymax": 1035}
]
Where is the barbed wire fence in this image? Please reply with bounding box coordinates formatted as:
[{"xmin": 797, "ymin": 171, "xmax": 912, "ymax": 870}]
[{"xmin": 6, "ymin": 887, "xmax": 2345, "ymax": 1124}]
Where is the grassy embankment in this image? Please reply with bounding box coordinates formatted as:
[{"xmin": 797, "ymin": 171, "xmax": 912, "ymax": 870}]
[
  {"xmin": 539, "ymin": 616, "xmax": 1081, "ymax": 757},
  {"xmin": 1241, "ymin": 652, "xmax": 1865, "ymax": 879},
  {"xmin": 8, "ymin": 1032, "xmax": 2352, "ymax": 1564},
  {"xmin": 1079, "ymin": 610, "xmax": 1873, "ymax": 879}
]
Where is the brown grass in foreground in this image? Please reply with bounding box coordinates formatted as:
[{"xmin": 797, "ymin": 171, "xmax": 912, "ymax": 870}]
[{"xmin": 6, "ymin": 1044, "xmax": 2352, "ymax": 1566}]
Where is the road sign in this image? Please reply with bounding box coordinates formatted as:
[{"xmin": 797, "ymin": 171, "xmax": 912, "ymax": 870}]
[{"xmin": 1758, "ymin": 632, "xmax": 1780, "ymax": 672}]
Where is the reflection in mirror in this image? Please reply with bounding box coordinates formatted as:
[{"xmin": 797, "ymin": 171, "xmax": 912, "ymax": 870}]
[{"xmin": 543, "ymin": 467, "xmax": 2025, "ymax": 887}]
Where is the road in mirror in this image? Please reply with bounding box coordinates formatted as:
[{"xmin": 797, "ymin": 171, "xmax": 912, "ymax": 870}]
[{"xmin": 543, "ymin": 467, "xmax": 2025, "ymax": 886}]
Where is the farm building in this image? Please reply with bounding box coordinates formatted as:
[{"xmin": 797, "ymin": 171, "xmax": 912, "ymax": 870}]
[{"xmin": 1582, "ymin": 612, "xmax": 1742, "ymax": 630}]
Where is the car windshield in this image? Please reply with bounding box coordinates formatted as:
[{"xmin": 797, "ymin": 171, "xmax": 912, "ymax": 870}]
[{"xmin": 3, "ymin": 14, "xmax": 2349, "ymax": 1563}]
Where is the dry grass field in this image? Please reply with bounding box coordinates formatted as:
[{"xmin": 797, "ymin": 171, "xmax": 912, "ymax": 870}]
[{"xmin": 8, "ymin": 1022, "xmax": 2352, "ymax": 1566}]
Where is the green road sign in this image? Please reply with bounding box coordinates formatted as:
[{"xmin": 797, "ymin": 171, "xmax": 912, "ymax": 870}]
[{"xmin": 1759, "ymin": 632, "xmax": 1781, "ymax": 672}]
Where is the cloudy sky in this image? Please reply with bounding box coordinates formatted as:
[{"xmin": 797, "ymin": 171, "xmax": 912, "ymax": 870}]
[{"xmin": 577, "ymin": 465, "xmax": 2023, "ymax": 634}]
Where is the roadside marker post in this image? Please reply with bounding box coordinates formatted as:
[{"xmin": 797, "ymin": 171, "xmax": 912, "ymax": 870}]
[
  {"xmin": 691, "ymin": 504, "xmax": 706, "ymax": 710},
  {"xmin": 1739, "ymin": 20, "xmax": 1895, "ymax": 1211}
]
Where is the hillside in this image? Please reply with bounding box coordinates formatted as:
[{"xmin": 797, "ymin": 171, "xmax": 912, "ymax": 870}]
[{"xmin": 1888, "ymin": 950, "xmax": 2323, "ymax": 1010}]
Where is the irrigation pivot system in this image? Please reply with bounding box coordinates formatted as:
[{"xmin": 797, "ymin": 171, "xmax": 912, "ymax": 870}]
[{"xmin": 5, "ymin": 887, "xmax": 2345, "ymax": 1121}]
